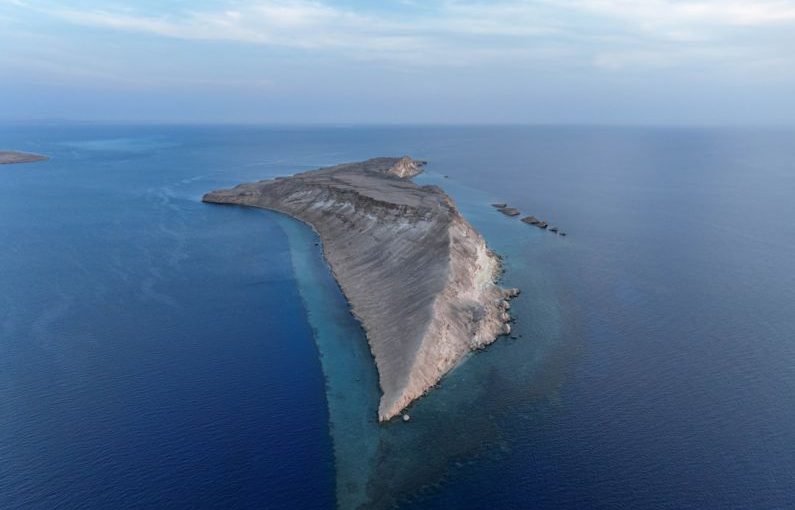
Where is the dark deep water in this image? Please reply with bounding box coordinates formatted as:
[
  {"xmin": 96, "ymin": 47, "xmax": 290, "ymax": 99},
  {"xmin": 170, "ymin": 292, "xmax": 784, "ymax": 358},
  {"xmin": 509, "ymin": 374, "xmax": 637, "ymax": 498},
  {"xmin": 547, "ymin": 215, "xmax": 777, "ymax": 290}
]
[{"xmin": 1, "ymin": 125, "xmax": 794, "ymax": 509}]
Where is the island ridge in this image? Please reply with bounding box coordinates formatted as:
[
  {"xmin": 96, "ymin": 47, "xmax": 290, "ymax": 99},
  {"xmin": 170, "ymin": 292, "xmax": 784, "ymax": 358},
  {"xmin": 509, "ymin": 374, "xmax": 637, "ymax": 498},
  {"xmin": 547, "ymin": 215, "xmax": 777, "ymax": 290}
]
[{"xmin": 203, "ymin": 157, "xmax": 517, "ymax": 421}]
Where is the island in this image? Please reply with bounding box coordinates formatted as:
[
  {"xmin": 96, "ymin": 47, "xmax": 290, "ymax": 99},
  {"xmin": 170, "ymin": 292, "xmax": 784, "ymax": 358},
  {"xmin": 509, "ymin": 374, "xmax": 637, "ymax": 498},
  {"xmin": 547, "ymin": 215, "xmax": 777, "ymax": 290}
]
[
  {"xmin": 0, "ymin": 151, "xmax": 48, "ymax": 165},
  {"xmin": 203, "ymin": 156, "xmax": 518, "ymax": 422}
]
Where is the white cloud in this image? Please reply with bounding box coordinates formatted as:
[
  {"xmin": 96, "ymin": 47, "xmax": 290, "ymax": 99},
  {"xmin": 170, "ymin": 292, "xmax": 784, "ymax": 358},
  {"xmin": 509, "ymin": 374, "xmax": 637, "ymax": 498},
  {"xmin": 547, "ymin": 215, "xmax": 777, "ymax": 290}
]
[
  {"xmin": 565, "ymin": 0, "xmax": 795, "ymax": 31},
  {"xmin": 43, "ymin": 2, "xmax": 412, "ymax": 50},
  {"xmin": 6, "ymin": 0, "xmax": 795, "ymax": 71}
]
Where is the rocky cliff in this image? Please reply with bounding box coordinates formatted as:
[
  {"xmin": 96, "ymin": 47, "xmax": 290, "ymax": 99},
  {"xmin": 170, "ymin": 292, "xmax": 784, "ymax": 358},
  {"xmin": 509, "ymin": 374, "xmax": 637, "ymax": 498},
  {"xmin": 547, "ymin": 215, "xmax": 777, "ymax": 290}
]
[{"xmin": 203, "ymin": 156, "xmax": 516, "ymax": 421}]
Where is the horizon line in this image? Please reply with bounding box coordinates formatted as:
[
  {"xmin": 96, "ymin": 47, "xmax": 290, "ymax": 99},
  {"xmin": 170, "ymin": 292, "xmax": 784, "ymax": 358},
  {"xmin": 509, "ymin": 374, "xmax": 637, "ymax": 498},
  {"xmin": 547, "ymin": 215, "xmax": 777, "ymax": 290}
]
[{"xmin": 2, "ymin": 118, "xmax": 795, "ymax": 130}]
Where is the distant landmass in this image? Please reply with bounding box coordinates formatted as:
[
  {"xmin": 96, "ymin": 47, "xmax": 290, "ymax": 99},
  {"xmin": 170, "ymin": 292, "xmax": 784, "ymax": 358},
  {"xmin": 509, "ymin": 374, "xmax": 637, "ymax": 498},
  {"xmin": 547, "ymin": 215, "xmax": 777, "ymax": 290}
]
[
  {"xmin": 0, "ymin": 151, "xmax": 48, "ymax": 165},
  {"xmin": 204, "ymin": 157, "xmax": 518, "ymax": 421}
]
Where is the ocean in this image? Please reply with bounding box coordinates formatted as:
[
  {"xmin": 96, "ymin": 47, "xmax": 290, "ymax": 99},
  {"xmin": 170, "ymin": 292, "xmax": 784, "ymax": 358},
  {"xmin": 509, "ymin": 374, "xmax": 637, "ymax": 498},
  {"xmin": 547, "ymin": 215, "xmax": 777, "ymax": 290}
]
[{"xmin": 1, "ymin": 124, "xmax": 793, "ymax": 509}]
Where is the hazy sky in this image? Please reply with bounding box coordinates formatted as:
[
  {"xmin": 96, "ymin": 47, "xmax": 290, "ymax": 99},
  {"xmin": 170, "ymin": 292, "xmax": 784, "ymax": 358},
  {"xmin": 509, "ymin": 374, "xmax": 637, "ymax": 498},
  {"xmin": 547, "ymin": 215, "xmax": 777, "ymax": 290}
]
[{"xmin": 2, "ymin": 0, "xmax": 795, "ymax": 124}]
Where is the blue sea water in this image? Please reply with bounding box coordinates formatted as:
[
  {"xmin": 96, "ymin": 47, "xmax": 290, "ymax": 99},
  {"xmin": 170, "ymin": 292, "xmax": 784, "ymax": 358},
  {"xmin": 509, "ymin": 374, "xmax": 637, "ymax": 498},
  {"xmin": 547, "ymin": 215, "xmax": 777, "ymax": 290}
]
[{"xmin": 1, "ymin": 125, "xmax": 794, "ymax": 509}]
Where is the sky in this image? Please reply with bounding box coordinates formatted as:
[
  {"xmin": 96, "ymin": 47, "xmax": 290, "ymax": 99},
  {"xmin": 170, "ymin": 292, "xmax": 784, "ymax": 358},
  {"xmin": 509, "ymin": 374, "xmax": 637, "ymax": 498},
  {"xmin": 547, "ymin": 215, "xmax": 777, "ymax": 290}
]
[{"xmin": 2, "ymin": 0, "xmax": 795, "ymax": 124}]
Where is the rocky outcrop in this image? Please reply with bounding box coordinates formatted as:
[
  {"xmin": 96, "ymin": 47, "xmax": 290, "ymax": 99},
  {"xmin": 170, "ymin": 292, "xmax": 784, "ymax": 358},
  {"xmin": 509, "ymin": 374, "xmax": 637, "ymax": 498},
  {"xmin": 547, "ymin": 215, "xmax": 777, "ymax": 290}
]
[
  {"xmin": 203, "ymin": 157, "xmax": 515, "ymax": 422},
  {"xmin": 385, "ymin": 155, "xmax": 424, "ymax": 178},
  {"xmin": 497, "ymin": 207, "xmax": 520, "ymax": 217},
  {"xmin": 521, "ymin": 215, "xmax": 567, "ymax": 235},
  {"xmin": 0, "ymin": 151, "xmax": 48, "ymax": 165}
]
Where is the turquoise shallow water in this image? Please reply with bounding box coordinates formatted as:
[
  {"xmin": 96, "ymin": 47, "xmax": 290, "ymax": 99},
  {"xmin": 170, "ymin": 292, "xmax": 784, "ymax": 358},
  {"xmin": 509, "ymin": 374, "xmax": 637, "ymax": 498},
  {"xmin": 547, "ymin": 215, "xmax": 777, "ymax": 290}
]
[
  {"xmin": 2, "ymin": 124, "xmax": 795, "ymax": 509},
  {"xmin": 276, "ymin": 214, "xmax": 380, "ymax": 509}
]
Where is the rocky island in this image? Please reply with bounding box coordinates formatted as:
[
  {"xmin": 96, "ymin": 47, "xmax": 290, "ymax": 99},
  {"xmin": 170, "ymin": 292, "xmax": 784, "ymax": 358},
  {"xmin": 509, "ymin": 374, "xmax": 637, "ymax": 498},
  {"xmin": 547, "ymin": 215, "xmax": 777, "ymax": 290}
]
[
  {"xmin": 203, "ymin": 157, "xmax": 517, "ymax": 422},
  {"xmin": 0, "ymin": 151, "xmax": 48, "ymax": 165}
]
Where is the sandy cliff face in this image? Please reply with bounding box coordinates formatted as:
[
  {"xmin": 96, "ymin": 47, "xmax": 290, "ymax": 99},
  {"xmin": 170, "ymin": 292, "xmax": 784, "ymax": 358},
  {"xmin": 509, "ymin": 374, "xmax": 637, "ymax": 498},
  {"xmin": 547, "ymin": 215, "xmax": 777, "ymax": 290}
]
[
  {"xmin": 384, "ymin": 155, "xmax": 424, "ymax": 178},
  {"xmin": 203, "ymin": 157, "xmax": 515, "ymax": 421}
]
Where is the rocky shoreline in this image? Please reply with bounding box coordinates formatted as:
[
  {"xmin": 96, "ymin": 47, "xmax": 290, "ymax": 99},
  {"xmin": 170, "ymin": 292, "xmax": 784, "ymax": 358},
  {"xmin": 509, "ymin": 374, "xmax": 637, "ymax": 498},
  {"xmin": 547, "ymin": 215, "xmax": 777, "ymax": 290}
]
[
  {"xmin": 0, "ymin": 151, "xmax": 48, "ymax": 165},
  {"xmin": 203, "ymin": 157, "xmax": 517, "ymax": 422}
]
